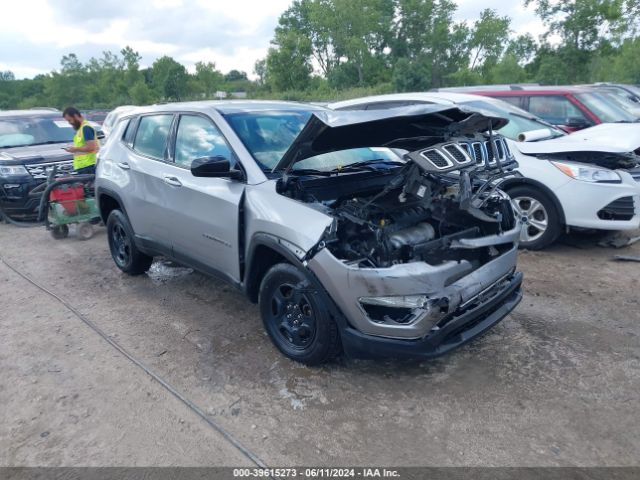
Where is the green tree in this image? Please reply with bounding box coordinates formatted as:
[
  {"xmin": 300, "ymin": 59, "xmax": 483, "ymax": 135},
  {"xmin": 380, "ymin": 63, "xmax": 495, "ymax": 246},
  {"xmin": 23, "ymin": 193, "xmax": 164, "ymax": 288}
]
[
  {"xmin": 266, "ymin": 29, "xmax": 313, "ymax": 91},
  {"xmin": 393, "ymin": 0, "xmax": 468, "ymax": 88},
  {"xmin": 129, "ymin": 79, "xmax": 154, "ymax": 105},
  {"xmin": 253, "ymin": 59, "xmax": 267, "ymax": 86},
  {"xmin": 468, "ymin": 9, "xmax": 511, "ymax": 72},
  {"xmin": 194, "ymin": 62, "xmax": 223, "ymax": 98},
  {"xmin": 486, "ymin": 53, "xmax": 528, "ymax": 84},
  {"xmin": 525, "ymin": 0, "xmax": 627, "ymax": 81},
  {"xmin": 150, "ymin": 56, "xmax": 188, "ymax": 101}
]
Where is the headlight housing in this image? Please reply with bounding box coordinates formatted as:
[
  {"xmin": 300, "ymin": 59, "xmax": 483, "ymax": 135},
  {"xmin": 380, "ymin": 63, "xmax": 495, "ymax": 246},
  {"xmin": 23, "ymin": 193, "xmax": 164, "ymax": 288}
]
[
  {"xmin": 359, "ymin": 295, "xmax": 445, "ymax": 326},
  {"xmin": 0, "ymin": 165, "xmax": 29, "ymax": 177},
  {"xmin": 551, "ymin": 161, "xmax": 621, "ymax": 183},
  {"xmin": 359, "ymin": 294, "xmax": 431, "ymax": 309}
]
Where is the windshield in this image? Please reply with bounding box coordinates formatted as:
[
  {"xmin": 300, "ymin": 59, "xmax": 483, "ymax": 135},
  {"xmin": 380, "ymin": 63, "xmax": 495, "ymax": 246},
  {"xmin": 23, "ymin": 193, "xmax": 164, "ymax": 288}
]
[
  {"xmin": 575, "ymin": 92, "xmax": 637, "ymax": 122},
  {"xmin": 0, "ymin": 116, "xmax": 74, "ymax": 148},
  {"xmin": 598, "ymin": 90, "xmax": 640, "ymax": 117},
  {"xmin": 461, "ymin": 100, "xmax": 566, "ymax": 140},
  {"xmin": 225, "ymin": 110, "xmax": 401, "ymax": 172}
]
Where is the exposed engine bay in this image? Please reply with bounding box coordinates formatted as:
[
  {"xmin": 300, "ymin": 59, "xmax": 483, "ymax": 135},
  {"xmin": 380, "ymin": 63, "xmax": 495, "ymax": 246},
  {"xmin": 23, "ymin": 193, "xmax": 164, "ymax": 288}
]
[{"xmin": 278, "ymin": 134, "xmax": 519, "ymax": 268}]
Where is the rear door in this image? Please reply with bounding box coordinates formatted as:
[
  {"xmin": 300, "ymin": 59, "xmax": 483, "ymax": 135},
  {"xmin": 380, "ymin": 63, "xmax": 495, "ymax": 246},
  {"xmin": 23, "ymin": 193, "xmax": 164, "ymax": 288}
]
[
  {"xmin": 125, "ymin": 113, "xmax": 175, "ymax": 250},
  {"xmin": 162, "ymin": 113, "xmax": 245, "ymax": 283}
]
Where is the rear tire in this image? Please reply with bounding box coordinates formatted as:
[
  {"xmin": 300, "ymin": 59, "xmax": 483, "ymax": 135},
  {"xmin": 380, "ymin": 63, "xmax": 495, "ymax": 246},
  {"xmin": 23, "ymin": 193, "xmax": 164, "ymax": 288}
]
[
  {"xmin": 259, "ymin": 263, "xmax": 341, "ymax": 365},
  {"xmin": 507, "ymin": 185, "xmax": 561, "ymax": 250},
  {"xmin": 106, "ymin": 210, "xmax": 153, "ymax": 275}
]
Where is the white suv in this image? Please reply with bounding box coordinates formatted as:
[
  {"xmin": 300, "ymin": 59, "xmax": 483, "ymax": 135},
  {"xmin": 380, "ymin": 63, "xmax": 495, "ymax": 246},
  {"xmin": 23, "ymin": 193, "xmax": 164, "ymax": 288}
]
[{"xmin": 332, "ymin": 93, "xmax": 640, "ymax": 249}]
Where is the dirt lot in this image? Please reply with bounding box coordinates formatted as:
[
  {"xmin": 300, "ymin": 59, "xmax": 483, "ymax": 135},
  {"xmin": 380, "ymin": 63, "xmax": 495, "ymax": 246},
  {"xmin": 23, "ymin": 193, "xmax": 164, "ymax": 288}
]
[{"xmin": 0, "ymin": 223, "xmax": 639, "ymax": 467}]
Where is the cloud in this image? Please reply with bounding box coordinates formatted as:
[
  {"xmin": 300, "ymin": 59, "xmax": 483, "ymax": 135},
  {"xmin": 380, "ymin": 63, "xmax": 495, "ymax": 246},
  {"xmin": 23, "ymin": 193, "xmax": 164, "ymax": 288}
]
[
  {"xmin": 1, "ymin": 0, "xmax": 290, "ymax": 78},
  {"xmin": 454, "ymin": 0, "xmax": 545, "ymax": 38},
  {"xmin": 0, "ymin": 0, "xmax": 546, "ymax": 79}
]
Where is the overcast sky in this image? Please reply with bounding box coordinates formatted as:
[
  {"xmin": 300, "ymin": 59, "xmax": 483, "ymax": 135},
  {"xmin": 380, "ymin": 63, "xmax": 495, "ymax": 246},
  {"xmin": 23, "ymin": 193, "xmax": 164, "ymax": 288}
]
[{"xmin": 0, "ymin": 0, "xmax": 545, "ymax": 79}]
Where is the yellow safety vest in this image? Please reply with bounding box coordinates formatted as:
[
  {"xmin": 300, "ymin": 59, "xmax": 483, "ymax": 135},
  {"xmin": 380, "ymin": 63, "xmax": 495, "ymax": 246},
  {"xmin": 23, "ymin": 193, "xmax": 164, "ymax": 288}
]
[{"xmin": 72, "ymin": 120, "xmax": 98, "ymax": 170}]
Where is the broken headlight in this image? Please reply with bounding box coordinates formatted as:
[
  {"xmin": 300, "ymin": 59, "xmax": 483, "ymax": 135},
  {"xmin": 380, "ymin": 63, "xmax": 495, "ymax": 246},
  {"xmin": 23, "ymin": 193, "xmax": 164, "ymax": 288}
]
[
  {"xmin": 359, "ymin": 294, "xmax": 431, "ymax": 309},
  {"xmin": 551, "ymin": 161, "xmax": 621, "ymax": 183},
  {"xmin": 359, "ymin": 295, "xmax": 446, "ymax": 326}
]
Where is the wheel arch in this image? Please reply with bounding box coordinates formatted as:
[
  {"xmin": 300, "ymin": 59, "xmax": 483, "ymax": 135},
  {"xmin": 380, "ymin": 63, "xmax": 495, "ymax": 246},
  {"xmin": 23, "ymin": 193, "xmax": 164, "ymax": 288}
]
[
  {"xmin": 500, "ymin": 177, "xmax": 566, "ymax": 226},
  {"xmin": 97, "ymin": 187, "xmax": 128, "ymax": 224},
  {"xmin": 244, "ymin": 233, "xmax": 304, "ymax": 303}
]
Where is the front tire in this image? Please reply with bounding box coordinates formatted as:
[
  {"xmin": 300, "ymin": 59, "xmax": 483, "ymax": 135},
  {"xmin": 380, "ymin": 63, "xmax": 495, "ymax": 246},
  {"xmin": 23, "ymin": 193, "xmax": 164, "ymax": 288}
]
[
  {"xmin": 507, "ymin": 185, "xmax": 561, "ymax": 250},
  {"xmin": 106, "ymin": 210, "xmax": 153, "ymax": 275},
  {"xmin": 259, "ymin": 263, "xmax": 341, "ymax": 365}
]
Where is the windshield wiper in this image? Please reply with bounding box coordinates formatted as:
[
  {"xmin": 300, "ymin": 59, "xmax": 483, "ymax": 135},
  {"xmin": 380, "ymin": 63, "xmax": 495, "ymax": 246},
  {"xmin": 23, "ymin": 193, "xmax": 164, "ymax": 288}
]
[
  {"xmin": 328, "ymin": 159, "xmax": 405, "ymax": 172},
  {"xmin": 290, "ymin": 159, "xmax": 404, "ymax": 176},
  {"xmin": 288, "ymin": 168, "xmax": 333, "ymax": 176}
]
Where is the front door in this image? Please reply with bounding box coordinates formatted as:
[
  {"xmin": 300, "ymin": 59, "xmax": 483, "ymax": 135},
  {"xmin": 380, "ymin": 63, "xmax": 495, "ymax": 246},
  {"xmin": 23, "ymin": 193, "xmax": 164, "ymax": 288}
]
[{"xmin": 162, "ymin": 113, "xmax": 245, "ymax": 283}]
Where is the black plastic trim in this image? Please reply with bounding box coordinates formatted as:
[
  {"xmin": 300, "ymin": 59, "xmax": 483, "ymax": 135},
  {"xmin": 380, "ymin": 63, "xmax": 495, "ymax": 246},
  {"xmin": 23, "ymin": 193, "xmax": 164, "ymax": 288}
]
[{"xmin": 340, "ymin": 272, "xmax": 523, "ymax": 359}]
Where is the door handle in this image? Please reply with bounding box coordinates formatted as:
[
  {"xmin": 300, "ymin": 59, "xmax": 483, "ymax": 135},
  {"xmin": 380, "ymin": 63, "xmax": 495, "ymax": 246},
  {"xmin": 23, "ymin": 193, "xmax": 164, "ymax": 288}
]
[
  {"xmin": 163, "ymin": 175, "xmax": 182, "ymax": 187},
  {"xmin": 116, "ymin": 162, "xmax": 130, "ymax": 170}
]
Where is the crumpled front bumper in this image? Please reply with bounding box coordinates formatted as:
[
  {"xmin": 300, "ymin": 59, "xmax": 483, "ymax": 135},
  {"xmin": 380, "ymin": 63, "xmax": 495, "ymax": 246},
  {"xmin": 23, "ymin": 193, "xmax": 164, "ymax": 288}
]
[
  {"xmin": 306, "ymin": 222, "xmax": 523, "ymax": 358},
  {"xmin": 307, "ymin": 224, "xmax": 521, "ymax": 340},
  {"xmin": 339, "ymin": 271, "xmax": 523, "ymax": 359}
]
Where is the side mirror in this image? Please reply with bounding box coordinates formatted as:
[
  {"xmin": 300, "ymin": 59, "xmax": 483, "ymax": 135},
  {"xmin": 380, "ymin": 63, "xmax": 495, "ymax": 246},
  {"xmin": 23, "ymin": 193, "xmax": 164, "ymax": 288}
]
[
  {"xmin": 190, "ymin": 156, "xmax": 243, "ymax": 180},
  {"xmin": 564, "ymin": 117, "xmax": 592, "ymax": 129}
]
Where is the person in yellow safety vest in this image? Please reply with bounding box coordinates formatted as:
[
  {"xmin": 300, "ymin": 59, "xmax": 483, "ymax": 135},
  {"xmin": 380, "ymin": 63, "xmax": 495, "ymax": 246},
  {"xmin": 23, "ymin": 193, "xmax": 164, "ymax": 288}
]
[{"xmin": 62, "ymin": 107, "xmax": 99, "ymax": 175}]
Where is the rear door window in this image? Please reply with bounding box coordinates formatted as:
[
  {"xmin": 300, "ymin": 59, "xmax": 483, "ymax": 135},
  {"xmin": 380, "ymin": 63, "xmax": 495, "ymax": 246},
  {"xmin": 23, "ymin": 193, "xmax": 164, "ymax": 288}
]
[
  {"xmin": 528, "ymin": 96, "xmax": 588, "ymax": 124},
  {"xmin": 132, "ymin": 114, "xmax": 174, "ymax": 160}
]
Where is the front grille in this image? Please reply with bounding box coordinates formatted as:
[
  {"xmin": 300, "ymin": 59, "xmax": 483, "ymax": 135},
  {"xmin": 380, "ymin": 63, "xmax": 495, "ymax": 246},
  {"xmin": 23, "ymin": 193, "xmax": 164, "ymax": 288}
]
[
  {"xmin": 25, "ymin": 160, "xmax": 75, "ymax": 180},
  {"xmin": 597, "ymin": 196, "xmax": 636, "ymax": 221},
  {"xmin": 443, "ymin": 144, "xmax": 472, "ymax": 165},
  {"xmin": 472, "ymin": 142, "xmax": 484, "ymax": 164},
  {"xmin": 420, "ymin": 149, "xmax": 453, "ymax": 169}
]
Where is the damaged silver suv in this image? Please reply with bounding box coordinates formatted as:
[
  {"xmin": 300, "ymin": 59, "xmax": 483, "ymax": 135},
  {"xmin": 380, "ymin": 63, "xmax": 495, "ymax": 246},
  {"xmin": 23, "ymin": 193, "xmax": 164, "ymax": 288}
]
[{"xmin": 96, "ymin": 101, "xmax": 523, "ymax": 364}]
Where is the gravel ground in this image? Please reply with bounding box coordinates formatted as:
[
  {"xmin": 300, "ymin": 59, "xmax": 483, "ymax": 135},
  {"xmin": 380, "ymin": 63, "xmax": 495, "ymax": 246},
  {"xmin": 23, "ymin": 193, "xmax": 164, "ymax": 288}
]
[{"xmin": 0, "ymin": 223, "xmax": 639, "ymax": 466}]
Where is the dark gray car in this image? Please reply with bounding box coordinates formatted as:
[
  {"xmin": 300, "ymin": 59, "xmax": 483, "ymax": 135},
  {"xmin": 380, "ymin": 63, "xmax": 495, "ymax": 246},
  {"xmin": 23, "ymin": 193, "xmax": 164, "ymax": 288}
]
[
  {"xmin": 96, "ymin": 101, "xmax": 523, "ymax": 364},
  {"xmin": 0, "ymin": 109, "xmax": 103, "ymax": 221}
]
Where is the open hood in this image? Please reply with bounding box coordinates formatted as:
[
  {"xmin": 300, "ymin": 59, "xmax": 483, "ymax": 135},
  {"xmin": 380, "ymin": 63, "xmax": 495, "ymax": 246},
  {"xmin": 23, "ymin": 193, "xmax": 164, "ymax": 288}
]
[
  {"xmin": 516, "ymin": 123, "xmax": 640, "ymax": 155},
  {"xmin": 272, "ymin": 104, "xmax": 509, "ymax": 172}
]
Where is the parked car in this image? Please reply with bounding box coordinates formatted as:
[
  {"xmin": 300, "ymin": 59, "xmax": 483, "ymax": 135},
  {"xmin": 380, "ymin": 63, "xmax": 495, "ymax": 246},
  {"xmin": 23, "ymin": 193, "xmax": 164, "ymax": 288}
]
[
  {"xmin": 96, "ymin": 101, "xmax": 523, "ymax": 364},
  {"xmin": 589, "ymin": 83, "xmax": 640, "ymax": 104},
  {"xmin": 331, "ymin": 93, "xmax": 640, "ymax": 249},
  {"xmin": 85, "ymin": 110, "xmax": 110, "ymax": 125},
  {"xmin": 436, "ymin": 85, "xmax": 639, "ymax": 132},
  {"xmin": 0, "ymin": 110, "xmax": 92, "ymax": 220},
  {"xmin": 102, "ymin": 106, "xmax": 136, "ymax": 137},
  {"xmin": 589, "ymin": 86, "xmax": 640, "ymax": 118}
]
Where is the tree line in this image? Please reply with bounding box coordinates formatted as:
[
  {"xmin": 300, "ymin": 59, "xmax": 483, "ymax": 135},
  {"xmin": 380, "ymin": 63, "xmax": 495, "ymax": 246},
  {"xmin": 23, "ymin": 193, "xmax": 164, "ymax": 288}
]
[{"xmin": 1, "ymin": 0, "xmax": 639, "ymax": 110}]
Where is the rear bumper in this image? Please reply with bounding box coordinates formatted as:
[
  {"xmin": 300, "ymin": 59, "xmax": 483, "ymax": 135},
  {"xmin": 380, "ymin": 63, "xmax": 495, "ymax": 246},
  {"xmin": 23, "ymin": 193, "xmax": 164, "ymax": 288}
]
[{"xmin": 340, "ymin": 271, "xmax": 523, "ymax": 359}]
